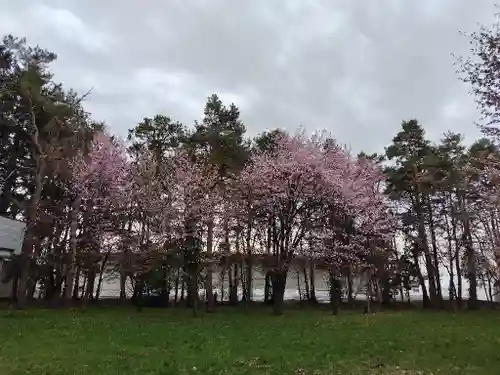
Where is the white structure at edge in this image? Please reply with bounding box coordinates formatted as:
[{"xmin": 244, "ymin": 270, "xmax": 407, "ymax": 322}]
[{"xmin": 0, "ymin": 216, "xmax": 25, "ymax": 298}]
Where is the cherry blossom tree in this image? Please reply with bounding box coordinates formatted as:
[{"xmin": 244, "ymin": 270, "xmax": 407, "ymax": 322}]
[
  {"xmin": 236, "ymin": 130, "xmax": 393, "ymax": 315},
  {"xmin": 65, "ymin": 132, "xmax": 130, "ymax": 304},
  {"xmin": 309, "ymin": 144, "xmax": 393, "ymax": 314},
  {"xmin": 171, "ymin": 149, "xmax": 220, "ymax": 315},
  {"xmin": 122, "ymin": 150, "xmax": 178, "ymax": 307}
]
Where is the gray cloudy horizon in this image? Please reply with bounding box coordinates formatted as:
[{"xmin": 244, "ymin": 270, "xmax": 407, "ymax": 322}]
[{"xmin": 0, "ymin": 0, "xmax": 496, "ymax": 154}]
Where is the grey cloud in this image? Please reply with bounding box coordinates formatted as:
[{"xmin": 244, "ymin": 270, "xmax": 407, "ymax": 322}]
[{"xmin": 0, "ymin": 0, "xmax": 495, "ymax": 152}]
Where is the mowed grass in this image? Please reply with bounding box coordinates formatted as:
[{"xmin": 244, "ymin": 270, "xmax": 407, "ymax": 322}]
[{"xmin": 0, "ymin": 306, "xmax": 499, "ymax": 375}]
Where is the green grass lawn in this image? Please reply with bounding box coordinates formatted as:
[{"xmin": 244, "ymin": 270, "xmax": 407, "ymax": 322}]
[{"xmin": 0, "ymin": 306, "xmax": 499, "ymax": 375}]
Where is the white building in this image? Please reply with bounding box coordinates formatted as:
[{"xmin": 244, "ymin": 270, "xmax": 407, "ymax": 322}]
[{"xmin": 0, "ymin": 216, "xmax": 25, "ymax": 298}]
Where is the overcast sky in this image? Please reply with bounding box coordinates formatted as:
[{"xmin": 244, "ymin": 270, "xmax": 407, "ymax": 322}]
[{"xmin": 1, "ymin": 0, "xmax": 497, "ymax": 153}]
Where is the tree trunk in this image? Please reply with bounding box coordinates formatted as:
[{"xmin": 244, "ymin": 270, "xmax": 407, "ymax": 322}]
[
  {"xmin": 366, "ymin": 278, "xmax": 372, "ymax": 314},
  {"xmin": 463, "ymin": 218, "xmax": 478, "ymax": 310},
  {"xmin": 309, "ymin": 263, "xmax": 317, "ymax": 303},
  {"xmin": 271, "ymin": 269, "xmax": 287, "ymax": 315},
  {"xmin": 428, "ymin": 201, "xmax": 443, "ymax": 306},
  {"xmin": 453, "ymin": 219, "xmax": 463, "ymax": 306},
  {"xmin": 381, "ymin": 274, "xmax": 391, "ymax": 307},
  {"xmin": 187, "ymin": 266, "xmax": 198, "ymax": 316},
  {"xmin": 444, "ymin": 210, "xmax": 456, "ymax": 308},
  {"xmin": 449, "ymin": 261, "xmax": 456, "ymax": 310},
  {"xmin": 329, "ymin": 271, "xmax": 341, "ymax": 315},
  {"xmin": 228, "ymin": 265, "xmax": 234, "ymax": 302},
  {"xmin": 487, "ymin": 276, "xmax": 494, "ymax": 307},
  {"xmin": 94, "ymin": 253, "xmax": 110, "ymax": 302},
  {"xmin": 302, "ymin": 267, "xmax": 310, "ymax": 301},
  {"xmin": 264, "ymin": 270, "xmax": 273, "ymax": 304},
  {"xmin": 83, "ymin": 267, "xmax": 96, "ymax": 303},
  {"xmin": 164, "ymin": 270, "xmax": 171, "ymax": 305},
  {"xmin": 296, "ymin": 270, "xmax": 302, "ymax": 301},
  {"xmin": 219, "ymin": 268, "xmax": 224, "ymax": 303},
  {"xmin": 10, "ymin": 275, "xmax": 18, "ymax": 304},
  {"xmin": 119, "ymin": 271, "xmax": 127, "ymax": 303},
  {"xmin": 229, "ymin": 263, "xmax": 239, "ymax": 305},
  {"xmin": 205, "ymin": 219, "xmax": 215, "ymax": 312},
  {"xmin": 135, "ymin": 277, "xmax": 145, "ymax": 312},
  {"xmin": 184, "ymin": 211, "xmax": 198, "ymax": 315},
  {"xmin": 174, "ymin": 269, "xmax": 180, "ymax": 305},
  {"xmin": 412, "ymin": 249, "xmax": 430, "ymax": 308},
  {"xmin": 16, "ymin": 159, "xmax": 45, "ymax": 308},
  {"xmin": 414, "ymin": 185, "xmax": 437, "ymax": 307},
  {"xmin": 346, "ymin": 267, "xmax": 354, "ymax": 304},
  {"xmin": 246, "ymin": 223, "xmax": 253, "ymax": 303},
  {"xmin": 63, "ymin": 197, "xmax": 80, "ymax": 305},
  {"xmin": 180, "ymin": 276, "xmax": 186, "ymax": 301},
  {"xmin": 72, "ymin": 266, "xmax": 81, "ymax": 300}
]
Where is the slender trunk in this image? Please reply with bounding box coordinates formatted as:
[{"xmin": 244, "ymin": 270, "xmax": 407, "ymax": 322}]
[
  {"xmin": 229, "ymin": 263, "xmax": 239, "ymax": 305},
  {"xmin": 135, "ymin": 277, "xmax": 145, "ymax": 312},
  {"xmin": 413, "ymin": 177, "xmax": 437, "ymax": 306},
  {"xmin": 184, "ymin": 212, "xmax": 198, "ymax": 315},
  {"xmin": 412, "ymin": 250, "xmax": 429, "ymax": 308},
  {"xmin": 119, "ymin": 271, "xmax": 127, "ymax": 303},
  {"xmin": 302, "ymin": 266, "xmax": 310, "ymax": 301},
  {"xmin": 366, "ymin": 277, "xmax": 372, "ymax": 314},
  {"xmin": 26, "ymin": 238, "xmax": 42, "ymax": 301},
  {"xmin": 45, "ymin": 265, "xmax": 55, "ymax": 301},
  {"xmin": 449, "ymin": 259, "xmax": 456, "ymax": 310},
  {"xmin": 72, "ymin": 266, "xmax": 81, "ymax": 300},
  {"xmin": 444, "ymin": 209, "xmax": 456, "ymax": 307},
  {"xmin": 174, "ymin": 269, "xmax": 180, "ymax": 304},
  {"xmin": 205, "ymin": 219, "xmax": 215, "ymax": 312},
  {"xmin": 246, "ymin": 222, "xmax": 253, "ymax": 303},
  {"xmin": 94, "ymin": 253, "xmax": 110, "ymax": 302},
  {"xmin": 164, "ymin": 271, "xmax": 171, "ymax": 305},
  {"xmin": 264, "ymin": 270, "xmax": 273, "ymax": 303},
  {"xmin": 228, "ymin": 265, "xmax": 234, "ymax": 303},
  {"xmin": 80, "ymin": 273, "xmax": 87, "ymax": 300},
  {"xmin": 483, "ymin": 275, "xmax": 491, "ymax": 302},
  {"xmin": 464, "ymin": 218, "xmax": 478, "ymax": 310},
  {"xmin": 83, "ymin": 267, "xmax": 96, "ymax": 303},
  {"xmin": 309, "ymin": 262, "xmax": 317, "ymax": 303},
  {"xmin": 487, "ymin": 276, "xmax": 493, "ymax": 307},
  {"xmin": 329, "ymin": 271, "xmax": 341, "ymax": 315},
  {"xmin": 188, "ymin": 269, "xmax": 198, "ymax": 316},
  {"xmin": 428, "ymin": 200, "xmax": 443, "ymax": 306},
  {"xmin": 16, "ymin": 159, "xmax": 45, "ymax": 308},
  {"xmin": 119, "ymin": 221, "xmax": 132, "ymax": 304},
  {"xmin": 271, "ymin": 269, "xmax": 287, "ymax": 315},
  {"xmin": 10, "ymin": 275, "xmax": 19, "ymax": 303},
  {"xmin": 347, "ymin": 267, "xmax": 354, "ymax": 304},
  {"xmin": 452, "ymin": 217, "xmax": 463, "ymax": 306},
  {"xmin": 63, "ymin": 197, "xmax": 80, "ymax": 305},
  {"xmin": 240, "ymin": 261, "xmax": 248, "ymax": 306},
  {"xmin": 297, "ymin": 270, "xmax": 302, "ymax": 301},
  {"xmin": 180, "ymin": 273, "xmax": 185, "ymax": 301},
  {"xmin": 219, "ymin": 268, "xmax": 224, "ymax": 303},
  {"xmin": 51, "ymin": 224, "xmax": 68, "ymax": 305},
  {"xmin": 381, "ymin": 273, "xmax": 391, "ymax": 307}
]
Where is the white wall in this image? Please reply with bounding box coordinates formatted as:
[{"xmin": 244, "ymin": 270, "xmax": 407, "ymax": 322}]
[{"xmin": 0, "ymin": 216, "xmax": 25, "ymax": 254}]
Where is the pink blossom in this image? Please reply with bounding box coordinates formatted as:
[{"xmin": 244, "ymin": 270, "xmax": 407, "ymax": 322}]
[{"xmin": 236, "ymin": 130, "xmax": 393, "ymax": 267}]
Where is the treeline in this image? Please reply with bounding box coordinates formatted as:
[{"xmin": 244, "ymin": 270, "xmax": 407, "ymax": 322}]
[{"xmin": 1, "ymin": 24, "xmax": 500, "ymax": 316}]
